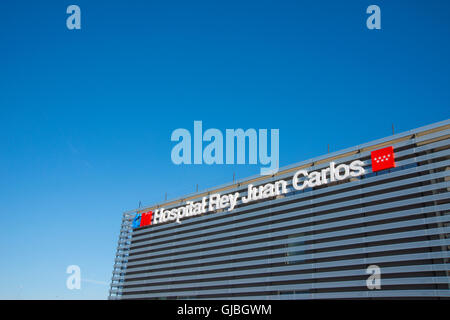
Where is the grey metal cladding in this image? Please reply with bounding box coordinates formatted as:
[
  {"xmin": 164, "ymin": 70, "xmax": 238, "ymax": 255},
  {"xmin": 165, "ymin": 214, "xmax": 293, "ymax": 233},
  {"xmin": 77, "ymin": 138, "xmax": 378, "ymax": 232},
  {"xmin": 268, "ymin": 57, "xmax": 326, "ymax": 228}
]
[{"xmin": 109, "ymin": 119, "xmax": 450, "ymax": 299}]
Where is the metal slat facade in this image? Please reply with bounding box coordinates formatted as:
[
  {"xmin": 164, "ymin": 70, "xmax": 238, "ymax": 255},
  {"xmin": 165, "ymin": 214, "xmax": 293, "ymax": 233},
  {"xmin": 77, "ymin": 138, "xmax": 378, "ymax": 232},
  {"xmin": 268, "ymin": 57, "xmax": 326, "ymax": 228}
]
[{"xmin": 109, "ymin": 120, "xmax": 450, "ymax": 299}]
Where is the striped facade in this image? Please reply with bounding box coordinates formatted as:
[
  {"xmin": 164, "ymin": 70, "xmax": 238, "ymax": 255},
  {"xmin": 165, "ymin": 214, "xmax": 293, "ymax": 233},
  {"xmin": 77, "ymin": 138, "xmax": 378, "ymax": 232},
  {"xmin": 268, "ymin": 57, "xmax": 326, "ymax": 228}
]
[{"xmin": 109, "ymin": 119, "xmax": 450, "ymax": 299}]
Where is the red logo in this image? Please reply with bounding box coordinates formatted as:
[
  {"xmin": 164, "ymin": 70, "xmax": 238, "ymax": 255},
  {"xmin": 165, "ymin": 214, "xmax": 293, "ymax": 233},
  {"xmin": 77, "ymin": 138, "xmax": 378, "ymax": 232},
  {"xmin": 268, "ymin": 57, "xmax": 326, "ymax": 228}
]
[
  {"xmin": 140, "ymin": 211, "xmax": 153, "ymax": 227},
  {"xmin": 371, "ymin": 146, "xmax": 395, "ymax": 172}
]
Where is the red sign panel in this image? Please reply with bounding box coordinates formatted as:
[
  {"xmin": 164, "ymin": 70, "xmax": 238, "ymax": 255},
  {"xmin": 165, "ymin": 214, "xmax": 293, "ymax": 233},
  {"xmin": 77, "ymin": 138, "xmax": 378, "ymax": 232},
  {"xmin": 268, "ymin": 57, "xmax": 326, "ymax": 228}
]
[
  {"xmin": 140, "ymin": 211, "xmax": 153, "ymax": 227},
  {"xmin": 371, "ymin": 146, "xmax": 395, "ymax": 172}
]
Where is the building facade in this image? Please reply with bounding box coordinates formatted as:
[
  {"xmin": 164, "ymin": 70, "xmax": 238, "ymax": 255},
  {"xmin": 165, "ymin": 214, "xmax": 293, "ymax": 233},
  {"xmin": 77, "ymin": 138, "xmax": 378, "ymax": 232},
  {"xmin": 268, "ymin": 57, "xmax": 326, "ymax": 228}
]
[{"xmin": 109, "ymin": 120, "xmax": 450, "ymax": 299}]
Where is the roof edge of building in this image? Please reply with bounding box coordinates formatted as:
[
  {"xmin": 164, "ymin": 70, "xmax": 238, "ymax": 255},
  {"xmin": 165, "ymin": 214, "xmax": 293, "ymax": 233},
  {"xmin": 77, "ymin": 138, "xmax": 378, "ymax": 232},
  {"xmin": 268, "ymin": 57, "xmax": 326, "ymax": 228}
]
[{"xmin": 127, "ymin": 118, "xmax": 450, "ymax": 215}]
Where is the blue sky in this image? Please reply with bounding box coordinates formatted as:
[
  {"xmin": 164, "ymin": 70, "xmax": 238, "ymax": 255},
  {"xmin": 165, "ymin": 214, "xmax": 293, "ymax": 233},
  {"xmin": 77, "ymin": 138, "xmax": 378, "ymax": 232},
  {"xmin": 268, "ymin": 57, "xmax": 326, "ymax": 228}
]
[{"xmin": 0, "ymin": 0, "xmax": 449, "ymax": 299}]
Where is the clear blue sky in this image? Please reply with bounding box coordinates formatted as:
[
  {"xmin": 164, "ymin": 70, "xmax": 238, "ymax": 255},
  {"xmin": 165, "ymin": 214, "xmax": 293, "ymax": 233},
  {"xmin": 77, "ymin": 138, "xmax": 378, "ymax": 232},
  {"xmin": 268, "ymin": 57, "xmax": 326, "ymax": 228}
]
[{"xmin": 0, "ymin": 0, "xmax": 449, "ymax": 299}]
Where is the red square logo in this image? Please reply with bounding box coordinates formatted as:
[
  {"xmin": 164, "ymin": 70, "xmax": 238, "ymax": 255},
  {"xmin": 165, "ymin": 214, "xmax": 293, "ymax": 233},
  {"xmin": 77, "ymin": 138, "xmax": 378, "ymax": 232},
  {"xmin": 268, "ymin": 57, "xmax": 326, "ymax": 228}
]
[
  {"xmin": 140, "ymin": 211, "xmax": 153, "ymax": 227},
  {"xmin": 371, "ymin": 146, "xmax": 395, "ymax": 172}
]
